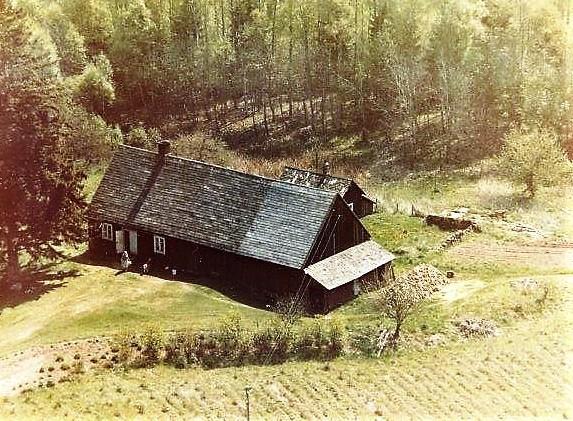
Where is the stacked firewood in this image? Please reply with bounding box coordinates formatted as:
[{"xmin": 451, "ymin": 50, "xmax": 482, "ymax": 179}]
[
  {"xmin": 436, "ymin": 225, "xmax": 478, "ymax": 251},
  {"xmin": 394, "ymin": 264, "xmax": 449, "ymax": 301}
]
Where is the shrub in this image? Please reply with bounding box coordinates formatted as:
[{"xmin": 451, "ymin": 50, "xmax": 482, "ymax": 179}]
[
  {"xmin": 295, "ymin": 319, "xmax": 345, "ymax": 361},
  {"xmin": 114, "ymin": 329, "xmax": 139, "ymax": 364},
  {"xmin": 139, "ymin": 325, "xmax": 164, "ymax": 367},
  {"xmin": 272, "ymin": 294, "xmax": 307, "ymax": 325},
  {"xmin": 164, "ymin": 330, "xmax": 195, "ymax": 369},
  {"xmin": 348, "ymin": 325, "xmax": 381, "ymax": 357},
  {"xmin": 499, "ymin": 128, "xmax": 572, "ymax": 197},
  {"xmin": 250, "ymin": 319, "xmax": 292, "ymax": 365}
]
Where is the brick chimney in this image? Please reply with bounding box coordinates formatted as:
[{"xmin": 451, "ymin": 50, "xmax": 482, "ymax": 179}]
[{"xmin": 157, "ymin": 140, "xmax": 171, "ymax": 157}]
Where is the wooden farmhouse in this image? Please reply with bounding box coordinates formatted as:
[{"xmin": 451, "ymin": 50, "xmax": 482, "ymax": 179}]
[
  {"xmin": 86, "ymin": 142, "xmax": 394, "ymax": 312},
  {"xmin": 280, "ymin": 166, "xmax": 376, "ymax": 218}
]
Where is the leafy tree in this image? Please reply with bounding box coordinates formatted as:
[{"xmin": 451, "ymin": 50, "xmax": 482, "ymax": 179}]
[
  {"xmin": 70, "ymin": 54, "xmax": 115, "ymax": 115},
  {"xmin": 500, "ymin": 128, "xmax": 572, "ymax": 197},
  {"xmin": 376, "ymin": 281, "xmax": 422, "ymax": 344},
  {"xmin": 0, "ymin": 4, "xmax": 86, "ymax": 280}
]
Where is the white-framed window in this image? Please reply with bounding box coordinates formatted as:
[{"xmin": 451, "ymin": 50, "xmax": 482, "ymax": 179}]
[
  {"xmin": 153, "ymin": 235, "xmax": 166, "ymax": 255},
  {"xmin": 101, "ymin": 223, "xmax": 114, "ymax": 241},
  {"xmin": 348, "ymin": 202, "xmax": 354, "ymax": 211}
]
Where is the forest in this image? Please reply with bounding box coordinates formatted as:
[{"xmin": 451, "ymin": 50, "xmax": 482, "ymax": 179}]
[
  {"xmin": 1, "ymin": 0, "xmax": 573, "ymax": 275},
  {"xmin": 6, "ymin": 0, "xmax": 573, "ymax": 166}
]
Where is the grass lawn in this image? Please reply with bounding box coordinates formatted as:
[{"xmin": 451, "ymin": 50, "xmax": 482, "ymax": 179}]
[
  {"xmin": 0, "ymin": 251, "xmax": 270, "ymax": 356},
  {"xmin": 368, "ymin": 170, "xmax": 573, "ymax": 240}
]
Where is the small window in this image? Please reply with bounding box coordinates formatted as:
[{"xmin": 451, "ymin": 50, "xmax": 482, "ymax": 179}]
[
  {"xmin": 101, "ymin": 223, "xmax": 113, "ymax": 241},
  {"xmin": 348, "ymin": 202, "xmax": 354, "ymax": 211},
  {"xmin": 154, "ymin": 235, "xmax": 166, "ymax": 255}
]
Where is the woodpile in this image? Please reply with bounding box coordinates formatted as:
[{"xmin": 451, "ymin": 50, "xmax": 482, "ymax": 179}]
[
  {"xmin": 454, "ymin": 318, "xmax": 499, "ymax": 338},
  {"xmin": 425, "ymin": 214, "xmax": 481, "ymax": 232},
  {"xmin": 395, "ymin": 264, "xmax": 449, "ymax": 301}
]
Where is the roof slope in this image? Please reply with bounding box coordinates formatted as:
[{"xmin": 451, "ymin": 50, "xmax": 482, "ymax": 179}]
[
  {"xmin": 304, "ymin": 240, "xmax": 395, "ymax": 290},
  {"xmin": 280, "ymin": 167, "xmax": 354, "ymax": 196},
  {"xmin": 87, "ymin": 146, "xmax": 337, "ymax": 269}
]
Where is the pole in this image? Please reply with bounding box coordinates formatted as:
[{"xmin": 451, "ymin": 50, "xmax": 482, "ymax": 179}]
[{"xmin": 245, "ymin": 386, "xmax": 252, "ymax": 420}]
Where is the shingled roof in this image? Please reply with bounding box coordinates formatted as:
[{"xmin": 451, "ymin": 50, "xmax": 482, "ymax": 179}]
[
  {"xmin": 87, "ymin": 145, "xmax": 338, "ymax": 269},
  {"xmin": 304, "ymin": 240, "xmax": 395, "ymax": 290},
  {"xmin": 280, "ymin": 167, "xmax": 354, "ymax": 196}
]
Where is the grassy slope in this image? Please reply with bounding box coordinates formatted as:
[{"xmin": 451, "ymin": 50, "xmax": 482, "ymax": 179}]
[
  {"xmin": 0, "ymin": 257, "xmax": 269, "ymax": 355},
  {"xmin": 1, "ymin": 276, "xmax": 571, "ymax": 419},
  {"xmin": 1, "ymin": 171, "xmax": 572, "ymax": 418}
]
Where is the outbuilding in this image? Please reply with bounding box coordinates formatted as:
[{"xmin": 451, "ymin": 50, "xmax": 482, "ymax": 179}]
[{"xmin": 280, "ymin": 166, "xmax": 376, "ymax": 218}]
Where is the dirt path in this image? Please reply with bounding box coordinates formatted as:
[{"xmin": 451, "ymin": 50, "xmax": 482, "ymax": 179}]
[
  {"xmin": 0, "ymin": 338, "xmax": 115, "ymax": 396},
  {"xmin": 449, "ymin": 242, "xmax": 573, "ymax": 270},
  {"xmin": 0, "ymin": 354, "xmax": 45, "ymax": 397}
]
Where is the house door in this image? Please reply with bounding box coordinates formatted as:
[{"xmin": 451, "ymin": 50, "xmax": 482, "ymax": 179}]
[
  {"xmin": 115, "ymin": 230, "xmax": 125, "ymax": 253},
  {"xmin": 129, "ymin": 230, "xmax": 138, "ymax": 255}
]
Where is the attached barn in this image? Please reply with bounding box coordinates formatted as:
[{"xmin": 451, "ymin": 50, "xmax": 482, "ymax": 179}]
[
  {"xmin": 86, "ymin": 142, "xmax": 393, "ymax": 312},
  {"xmin": 280, "ymin": 166, "xmax": 376, "ymax": 218}
]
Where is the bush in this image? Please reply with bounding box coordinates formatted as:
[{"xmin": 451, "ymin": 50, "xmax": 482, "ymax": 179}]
[
  {"xmin": 348, "ymin": 325, "xmax": 382, "ymax": 357},
  {"xmin": 250, "ymin": 319, "xmax": 292, "ymax": 365},
  {"xmin": 114, "ymin": 317, "xmax": 346, "ymax": 371},
  {"xmin": 139, "ymin": 325, "xmax": 164, "ymax": 367},
  {"xmin": 115, "ymin": 329, "xmax": 139, "ymax": 364},
  {"xmin": 272, "ymin": 294, "xmax": 307, "ymax": 325},
  {"xmin": 199, "ymin": 314, "xmax": 249, "ymax": 368},
  {"xmin": 124, "ymin": 126, "xmax": 161, "ymax": 150},
  {"xmin": 295, "ymin": 319, "xmax": 345, "ymax": 361},
  {"xmin": 499, "ymin": 128, "xmax": 572, "ymax": 197},
  {"xmin": 164, "ymin": 330, "xmax": 195, "ymax": 368}
]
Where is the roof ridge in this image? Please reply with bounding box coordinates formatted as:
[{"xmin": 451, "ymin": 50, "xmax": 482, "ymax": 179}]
[
  {"xmin": 118, "ymin": 144, "xmax": 338, "ymax": 198},
  {"xmin": 283, "ymin": 165, "xmax": 352, "ymax": 184}
]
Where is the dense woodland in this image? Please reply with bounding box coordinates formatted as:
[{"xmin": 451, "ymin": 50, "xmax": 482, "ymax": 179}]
[
  {"xmin": 7, "ymin": 0, "xmax": 573, "ymax": 164},
  {"xmin": 1, "ymin": 0, "xmax": 573, "ymax": 276}
]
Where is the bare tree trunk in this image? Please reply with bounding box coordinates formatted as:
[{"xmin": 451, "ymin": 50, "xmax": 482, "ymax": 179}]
[
  {"xmin": 262, "ymin": 95, "xmax": 270, "ymax": 136},
  {"xmin": 303, "ymin": 100, "xmax": 309, "ymax": 125},
  {"xmin": 268, "ymin": 95, "xmax": 276, "ymax": 121},
  {"xmin": 3, "ymin": 223, "xmax": 20, "ymax": 282}
]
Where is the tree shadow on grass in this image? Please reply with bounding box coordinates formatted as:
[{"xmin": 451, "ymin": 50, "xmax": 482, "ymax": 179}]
[{"xmin": 0, "ymin": 267, "xmax": 79, "ymax": 312}]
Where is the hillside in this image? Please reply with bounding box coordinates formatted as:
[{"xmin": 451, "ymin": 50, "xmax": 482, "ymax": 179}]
[{"xmin": 0, "ymin": 173, "xmax": 572, "ymax": 418}]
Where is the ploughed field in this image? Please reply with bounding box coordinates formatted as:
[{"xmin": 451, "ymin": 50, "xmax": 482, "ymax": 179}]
[{"xmin": 0, "ymin": 274, "xmax": 571, "ymax": 419}]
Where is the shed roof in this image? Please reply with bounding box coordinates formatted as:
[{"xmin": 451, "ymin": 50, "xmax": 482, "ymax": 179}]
[
  {"xmin": 87, "ymin": 145, "xmax": 338, "ymax": 269},
  {"xmin": 280, "ymin": 167, "xmax": 354, "ymax": 196},
  {"xmin": 304, "ymin": 240, "xmax": 395, "ymax": 290}
]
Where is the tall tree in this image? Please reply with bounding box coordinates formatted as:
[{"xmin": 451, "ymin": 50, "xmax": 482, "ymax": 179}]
[{"xmin": 0, "ymin": 3, "xmax": 86, "ymax": 280}]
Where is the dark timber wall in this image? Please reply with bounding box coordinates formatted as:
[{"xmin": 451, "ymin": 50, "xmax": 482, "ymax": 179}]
[
  {"xmin": 88, "ymin": 219, "xmax": 304, "ymax": 303},
  {"xmin": 342, "ymin": 182, "xmax": 375, "ymax": 218},
  {"xmin": 306, "ymin": 196, "xmax": 370, "ymax": 266}
]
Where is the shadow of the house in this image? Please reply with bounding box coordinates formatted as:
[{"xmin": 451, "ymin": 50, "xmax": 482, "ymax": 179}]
[{"xmin": 71, "ymin": 250, "xmax": 273, "ymax": 311}]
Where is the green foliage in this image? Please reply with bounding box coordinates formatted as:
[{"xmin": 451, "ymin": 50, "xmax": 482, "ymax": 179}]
[
  {"xmin": 115, "ymin": 316, "xmax": 345, "ymax": 370},
  {"xmin": 294, "ymin": 319, "xmax": 344, "ymax": 361},
  {"xmin": 125, "ymin": 126, "xmax": 161, "ymax": 149},
  {"xmin": 0, "ymin": 4, "xmax": 86, "ymax": 278},
  {"xmin": 70, "ymin": 54, "xmax": 115, "ymax": 114},
  {"xmin": 12, "ymin": 0, "xmax": 573, "ymax": 167},
  {"xmin": 499, "ymin": 128, "xmax": 571, "ymax": 197}
]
